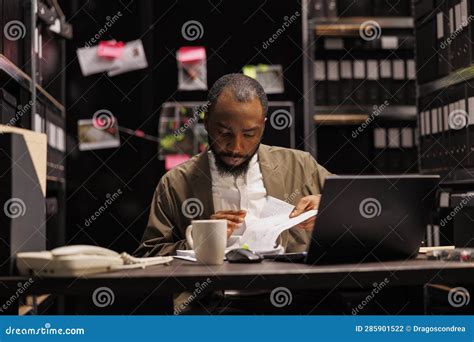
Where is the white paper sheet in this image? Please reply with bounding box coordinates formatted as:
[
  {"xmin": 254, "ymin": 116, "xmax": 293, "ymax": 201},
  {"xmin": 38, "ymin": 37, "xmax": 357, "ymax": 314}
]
[
  {"xmin": 239, "ymin": 196, "xmax": 317, "ymax": 252},
  {"xmin": 177, "ymin": 196, "xmax": 318, "ymax": 257},
  {"xmin": 107, "ymin": 40, "xmax": 148, "ymax": 76},
  {"xmin": 77, "ymin": 39, "xmax": 148, "ymax": 77}
]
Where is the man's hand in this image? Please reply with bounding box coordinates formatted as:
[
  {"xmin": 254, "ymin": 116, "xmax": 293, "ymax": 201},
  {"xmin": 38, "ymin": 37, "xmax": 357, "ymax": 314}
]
[
  {"xmin": 289, "ymin": 195, "xmax": 321, "ymax": 231},
  {"xmin": 210, "ymin": 210, "xmax": 247, "ymax": 238}
]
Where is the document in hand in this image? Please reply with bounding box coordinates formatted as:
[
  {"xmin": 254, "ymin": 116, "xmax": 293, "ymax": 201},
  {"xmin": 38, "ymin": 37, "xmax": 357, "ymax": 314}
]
[
  {"xmin": 175, "ymin": 196, "xmax": 317, "ymax": 260},
  {"xmin": 238, "ymin": 196, "xmax": 317, "ymax": 252}
]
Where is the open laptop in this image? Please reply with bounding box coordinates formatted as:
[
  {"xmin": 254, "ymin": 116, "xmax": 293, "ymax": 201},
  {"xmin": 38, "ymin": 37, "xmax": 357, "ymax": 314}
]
[{"xmin": 272, "ymin": 175, "xmax": 439, "ymax": 264}]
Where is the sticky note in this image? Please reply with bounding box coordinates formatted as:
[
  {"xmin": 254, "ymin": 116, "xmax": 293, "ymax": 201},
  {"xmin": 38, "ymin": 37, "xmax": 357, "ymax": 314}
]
[{"xmin": 98, "ymin": 40, "xmax": 125, "ymax": 59}]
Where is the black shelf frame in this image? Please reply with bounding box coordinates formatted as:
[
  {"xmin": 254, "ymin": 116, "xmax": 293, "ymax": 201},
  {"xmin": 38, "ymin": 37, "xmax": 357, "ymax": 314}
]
[
  {"xmin": 312, "ymin": 16, "xmax": 414, "ymax": 37},
  {"xmin": 419, "ymin": 64, "xmax": 474, "ymax": 97},
  {"xmin": 314, "ymin": 105, "xmax": 417, "ymax": 120},
  {"xmin": 302, "ymin": 1, "xmax": 417, "ymax": 156}
]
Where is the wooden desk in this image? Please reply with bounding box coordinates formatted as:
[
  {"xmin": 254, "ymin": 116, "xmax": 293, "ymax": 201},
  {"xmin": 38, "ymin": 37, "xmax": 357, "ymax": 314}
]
[{"xmin": 1, "ymin": 258, "xmax": 473, "ymax": 314}]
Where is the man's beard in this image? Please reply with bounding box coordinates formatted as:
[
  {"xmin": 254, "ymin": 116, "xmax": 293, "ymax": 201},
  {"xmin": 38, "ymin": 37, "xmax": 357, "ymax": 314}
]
[{"xmin": 208, "ymin": 135, "xmax": 260, "ymax": 178}]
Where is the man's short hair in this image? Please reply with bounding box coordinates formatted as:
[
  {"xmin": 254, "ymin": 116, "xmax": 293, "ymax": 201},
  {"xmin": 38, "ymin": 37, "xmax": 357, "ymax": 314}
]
[{"xmin": 207, "ymin": 73, "xmax": 268, "ymax": 116}]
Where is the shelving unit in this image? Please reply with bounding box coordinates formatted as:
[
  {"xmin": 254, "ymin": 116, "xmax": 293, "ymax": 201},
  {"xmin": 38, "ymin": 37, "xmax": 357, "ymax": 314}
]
[
  {"xmin": 414, "ymin": 0, "xmax": 474, "ymax": 185},
  {"xmin": 0, "ymin": 0, "xmax": 71, "ymax": 249},
  {"xmin": 0, "ymin": 53, "xmax": 32, "ymax": 90},
  {"xmin": 302, "ymin": 0, "xmax": 418, "ymax": 175}
]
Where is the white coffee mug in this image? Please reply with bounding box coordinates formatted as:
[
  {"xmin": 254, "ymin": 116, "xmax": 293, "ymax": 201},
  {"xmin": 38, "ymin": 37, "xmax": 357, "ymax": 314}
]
[{"xmin": 185, "ymin": 219, "xmax": 227, "ymax": 265}]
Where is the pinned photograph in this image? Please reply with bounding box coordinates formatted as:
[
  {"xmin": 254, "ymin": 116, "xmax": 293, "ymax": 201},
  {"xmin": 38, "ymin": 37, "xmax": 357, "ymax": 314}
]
[
  {"xmin": 77, "ymin": 116, "xmax": 120, "ymax": 151},
  {"xmin": 77, "ymin": 39, "xmax": 148, "ymax": 77},
  {"xmin": 177, "ymin": 46, "xmax": 207, "ymax": 91}
]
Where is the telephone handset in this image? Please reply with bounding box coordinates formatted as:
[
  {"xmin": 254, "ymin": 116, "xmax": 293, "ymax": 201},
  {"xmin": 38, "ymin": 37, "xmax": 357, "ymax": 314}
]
[
  {"xmin": 16, "ymin": 245, "xmax": 173, "ymax": 277},
  {"xmin": 51, "ymin": 245, "xmax": 121, "ymax": 258}
]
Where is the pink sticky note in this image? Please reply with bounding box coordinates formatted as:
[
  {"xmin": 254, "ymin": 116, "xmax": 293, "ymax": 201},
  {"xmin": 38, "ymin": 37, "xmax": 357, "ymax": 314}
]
[
  {"xmin": 177, "ymin": 46, "xmax": 206, "ymax": 64},
  {"xmin": 98, "ymin": 40, "xmax": 125, "ymax": 59},
  {"xmin": 134, "ymin": 130, "xmax": 145, "ymax": 138},
  {"xmin": 165, "ymin": 154, "xmax": 190, "ymax": 170}
]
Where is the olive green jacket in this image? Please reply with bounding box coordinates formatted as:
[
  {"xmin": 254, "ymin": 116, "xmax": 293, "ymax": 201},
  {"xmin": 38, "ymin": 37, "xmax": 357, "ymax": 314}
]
[{"xmin": 134, "ymin": 144, "xmax": 331, "ymax": 257}]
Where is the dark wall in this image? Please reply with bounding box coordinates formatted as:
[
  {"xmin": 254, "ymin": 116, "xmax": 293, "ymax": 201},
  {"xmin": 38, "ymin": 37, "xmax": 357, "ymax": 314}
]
[{"xmin": 63, "ymin": 0, "xmax": 304, "ymax": 253}]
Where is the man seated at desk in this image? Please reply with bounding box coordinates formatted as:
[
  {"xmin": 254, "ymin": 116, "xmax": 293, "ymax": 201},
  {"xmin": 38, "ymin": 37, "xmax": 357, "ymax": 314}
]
[{"xmin": 134, "ymin": 74, "xmax": 331, "ymax": 257}]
